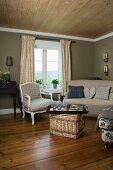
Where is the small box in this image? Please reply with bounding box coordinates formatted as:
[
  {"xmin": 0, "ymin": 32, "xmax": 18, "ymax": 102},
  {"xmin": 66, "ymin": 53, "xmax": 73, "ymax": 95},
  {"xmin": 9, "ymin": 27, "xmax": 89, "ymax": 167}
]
[{"xmin": 49, "ymin": 114, "xmax": 84, "ymax": 139}]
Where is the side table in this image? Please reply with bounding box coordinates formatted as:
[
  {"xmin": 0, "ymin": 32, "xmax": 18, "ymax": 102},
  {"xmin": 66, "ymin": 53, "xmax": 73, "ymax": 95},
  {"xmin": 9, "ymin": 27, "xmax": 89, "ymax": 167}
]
[
  {"xmin": 0, "ymin": 81, "xmax": 18, "ymax": 117},
  {"xmin": 47, "ymin": 104, "xmax": 88, "ymax": 139}
]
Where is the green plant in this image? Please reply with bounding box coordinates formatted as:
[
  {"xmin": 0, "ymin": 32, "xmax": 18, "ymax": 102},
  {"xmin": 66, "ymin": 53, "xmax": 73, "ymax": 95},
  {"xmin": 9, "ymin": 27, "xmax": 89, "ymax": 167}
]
[
  {"xmin": 0, "ymin": 72, "xmax": 10, "ymax": 81},
  {"xmin": 36, "ymin": 79, "xmax": 42, "ymax": 85},
  {"xmin": 51, "ymin": 79, "xmax": 59, "ymax": 84}
]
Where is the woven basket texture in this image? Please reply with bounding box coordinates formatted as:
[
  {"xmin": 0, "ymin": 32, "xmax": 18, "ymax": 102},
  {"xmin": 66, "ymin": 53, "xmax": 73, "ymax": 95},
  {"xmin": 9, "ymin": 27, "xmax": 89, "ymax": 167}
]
[{"xmin": 50, "ymin": 114, "xmax": 84, "ymax": 139}]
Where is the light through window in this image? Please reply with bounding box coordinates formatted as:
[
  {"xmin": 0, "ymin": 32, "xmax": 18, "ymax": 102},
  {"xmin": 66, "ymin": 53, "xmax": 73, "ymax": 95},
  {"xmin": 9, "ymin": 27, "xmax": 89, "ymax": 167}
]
[
  {"xmin": 35, "ymin": 49, "xmax": 43, "ymax": 80},
  {"xmin": 47, "ymin": 49, "xmax": 59, "ymax": 86},
  {"xmin": 34, "ymin": 40, "xmax": 61, "ymax": 89}
]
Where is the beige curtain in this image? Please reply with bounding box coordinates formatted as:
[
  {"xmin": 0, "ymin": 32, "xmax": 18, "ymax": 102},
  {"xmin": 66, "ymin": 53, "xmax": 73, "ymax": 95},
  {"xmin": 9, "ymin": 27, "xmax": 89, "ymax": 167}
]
[
  {"xmin": 60, "ymin": 40, "xmax": 71, "ymax": 96},
  {"xmin": 20, "ymin": 36, "xmax": 35, "ymax": 84}
]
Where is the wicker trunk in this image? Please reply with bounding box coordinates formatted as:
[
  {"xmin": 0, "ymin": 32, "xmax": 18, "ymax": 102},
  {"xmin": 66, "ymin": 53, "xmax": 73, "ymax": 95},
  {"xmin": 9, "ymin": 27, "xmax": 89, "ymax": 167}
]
[{"xmin": 49, "ymin": 114, "xmax": 85, "ymax": 139}]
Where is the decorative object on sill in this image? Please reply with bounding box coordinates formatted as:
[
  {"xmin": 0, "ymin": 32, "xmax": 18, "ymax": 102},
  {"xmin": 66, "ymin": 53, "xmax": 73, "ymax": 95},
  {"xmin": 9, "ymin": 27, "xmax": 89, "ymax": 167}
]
[
  {"xmin": 103, "ymin": 52, "xmax": 109, "ymax": 62},
  {"xmin": 52, "ymin": 79, "xmax": 59, "ymax": 89},
  {"xmin": 57, "ymin": 94, "xmax": 63, "ymax": 109},
  {"xmin": 6, "ymin": 56, "xmax": 13, "ymax": 72},
  {"xmin": 104, "ymin": 65, "xmax": 109, "ymax": 75}
]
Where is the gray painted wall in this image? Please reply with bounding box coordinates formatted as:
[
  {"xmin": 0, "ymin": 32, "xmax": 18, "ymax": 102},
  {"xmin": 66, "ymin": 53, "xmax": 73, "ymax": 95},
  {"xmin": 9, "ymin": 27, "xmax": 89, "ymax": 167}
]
[
  {"xmin": 71, "ymin": 40, "xmax": 94, "ymax": 80},
  {"xmin": 0, "ymin": 31, "xmax": 94, "ymax": 109},
  {"xmin": 94, "ymin": 36, "xmax": 113, "ymax": 80},
  {"xmin": 0, "ymin": 32, "xmax": 21, "ymax": 109},
  {"xmin": 0, "ymin": 32, "xmax": 21, "ymax": 84}
]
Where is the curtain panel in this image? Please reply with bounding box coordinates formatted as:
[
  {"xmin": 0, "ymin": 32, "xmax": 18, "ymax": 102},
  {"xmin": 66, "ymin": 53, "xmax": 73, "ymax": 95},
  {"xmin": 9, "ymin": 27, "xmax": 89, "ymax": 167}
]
[
  {"xmin": 20, "ymin": 36, "xmax": 35, "ymax": 84},
  {"xmin": 60, "ymin": 40, "xmax": 71, "ymax": 96}
]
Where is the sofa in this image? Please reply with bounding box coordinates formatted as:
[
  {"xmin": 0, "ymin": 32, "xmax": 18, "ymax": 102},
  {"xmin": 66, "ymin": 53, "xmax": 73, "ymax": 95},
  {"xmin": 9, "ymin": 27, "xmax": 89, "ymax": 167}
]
[{"xmin": 64, "ymin": 80, "xmax": 113, "ymax": 117}]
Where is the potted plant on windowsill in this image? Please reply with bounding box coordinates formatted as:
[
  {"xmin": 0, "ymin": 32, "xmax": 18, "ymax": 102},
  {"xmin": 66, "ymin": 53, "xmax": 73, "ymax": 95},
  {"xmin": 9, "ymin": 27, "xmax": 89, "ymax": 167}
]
[
  {"xmin": 52, "ymin": 79, "xmax": 59, "ymax": 89},
  {"xmin": 36, "ymin": 79, "xmax": 42, "ymax": 86}
]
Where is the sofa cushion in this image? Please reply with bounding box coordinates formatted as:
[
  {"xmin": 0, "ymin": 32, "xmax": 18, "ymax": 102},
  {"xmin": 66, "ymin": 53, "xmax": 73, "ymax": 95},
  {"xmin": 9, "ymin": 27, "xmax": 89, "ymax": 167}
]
[
  {"xmin": 94, "ymin": 86, "xmax": 110, "ymax": 100},
  {"xmin": 68, "ymin": 86, "xmax": 84, "ymax": 98},
  {"xmin": 90, "ymin": 87, "xmax": 96, "ymax": 98},
  {"xmin": 84, "ymin": 87, "xmax": 95, "ymax": 99},
  {"xmin": 64, "ymin": 98, "xmax": 113, "ymax": 106},
  {"xmin": 84, "ymin": 87, "xmax": 89, "ymax": 98},
  {"xmin": 109, "ymin": 92, "xmax": 113, "ymax": 100}
]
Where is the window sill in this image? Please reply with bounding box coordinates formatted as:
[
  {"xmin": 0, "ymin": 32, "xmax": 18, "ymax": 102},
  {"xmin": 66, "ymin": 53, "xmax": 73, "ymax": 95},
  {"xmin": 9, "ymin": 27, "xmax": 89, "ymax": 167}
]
[
  {"xmin": 41, "ymin": 88, "xmax": 61, "ymax": 93},
  {"xmin": 41, "ymin": 88, "xmax": 61, "ymax": 100}
]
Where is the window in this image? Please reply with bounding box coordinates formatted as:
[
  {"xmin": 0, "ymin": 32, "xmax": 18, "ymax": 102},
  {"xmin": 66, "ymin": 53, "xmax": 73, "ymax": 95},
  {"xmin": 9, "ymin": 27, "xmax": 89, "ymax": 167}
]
[{"xmin": 34, "ymin": 40, "xmax": 61, "ymax": 88}]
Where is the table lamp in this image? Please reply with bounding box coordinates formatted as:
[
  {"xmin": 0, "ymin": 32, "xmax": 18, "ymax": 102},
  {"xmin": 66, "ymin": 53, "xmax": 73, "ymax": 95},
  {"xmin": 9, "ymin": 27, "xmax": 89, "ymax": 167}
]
[{"xmin": 6, "ymin": 56, "xmax": 13, "ymax": 72}]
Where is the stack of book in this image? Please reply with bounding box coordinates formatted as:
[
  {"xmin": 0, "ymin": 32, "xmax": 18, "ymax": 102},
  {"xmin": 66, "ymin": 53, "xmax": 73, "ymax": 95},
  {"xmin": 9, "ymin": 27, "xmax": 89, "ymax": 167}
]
[{"xmin": 69, "ymin": 105, "xmax": 86, "ymax": 111}]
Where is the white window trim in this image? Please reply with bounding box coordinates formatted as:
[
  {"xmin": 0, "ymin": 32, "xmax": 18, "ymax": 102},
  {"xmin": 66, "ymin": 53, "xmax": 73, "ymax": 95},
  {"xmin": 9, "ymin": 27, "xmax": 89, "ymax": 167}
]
[{"xmin": 35, "ymin": 40, "xmax": 61, "ymax": 89}]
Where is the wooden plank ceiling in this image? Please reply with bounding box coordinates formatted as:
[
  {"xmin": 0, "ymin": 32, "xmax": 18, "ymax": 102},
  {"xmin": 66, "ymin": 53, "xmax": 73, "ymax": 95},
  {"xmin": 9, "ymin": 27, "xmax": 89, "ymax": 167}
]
[{"xmin": 0, "ymin": 0, "xmax": 113, "ymax": 38}]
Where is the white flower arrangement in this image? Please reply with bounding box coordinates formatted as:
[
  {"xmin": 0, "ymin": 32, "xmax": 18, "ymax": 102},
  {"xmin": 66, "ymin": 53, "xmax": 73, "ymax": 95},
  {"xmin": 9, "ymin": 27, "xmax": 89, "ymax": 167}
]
[{"xmin": 0, "ymin": 71, "xmax": 10, "ymax": 81}]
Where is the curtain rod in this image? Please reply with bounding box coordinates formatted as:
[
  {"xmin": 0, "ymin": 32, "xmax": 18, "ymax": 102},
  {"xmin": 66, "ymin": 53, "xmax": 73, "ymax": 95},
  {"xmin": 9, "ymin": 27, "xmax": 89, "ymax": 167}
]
[{"xmin": 35, "ymin": 37, "xmax": 76, "ymax": 43}]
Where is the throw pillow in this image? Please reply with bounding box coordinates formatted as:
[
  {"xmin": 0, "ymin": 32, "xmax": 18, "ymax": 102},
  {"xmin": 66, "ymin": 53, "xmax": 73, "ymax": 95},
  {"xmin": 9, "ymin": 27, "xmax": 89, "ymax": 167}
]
[
  {"xmin": 90, "ymin": 87, "xmax": 96, "ymax": 98},
  {"xmin": 68, "ymin": 86, "xmax": 84, "ymax": 98},
  {"xmin": 94, "ymin": 86, "xmax": 110, "ymax": 100},
  {"xmin": 109, "ymin": 92, "xmax": 113, "ymax": 100},
  {"xmin": 84, "ymin": 87, "xmax": 96, "ymax": 99},
  {"xmin": 84, "ymin": 87, "xmax": 90, "ymax": 98}
]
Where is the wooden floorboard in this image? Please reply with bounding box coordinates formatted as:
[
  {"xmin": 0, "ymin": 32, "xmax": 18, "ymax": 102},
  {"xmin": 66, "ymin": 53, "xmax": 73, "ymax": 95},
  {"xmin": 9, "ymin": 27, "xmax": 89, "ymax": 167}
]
[{"xmin": 0, "ymin": 113, "xmax": 113, "ymax": 170}]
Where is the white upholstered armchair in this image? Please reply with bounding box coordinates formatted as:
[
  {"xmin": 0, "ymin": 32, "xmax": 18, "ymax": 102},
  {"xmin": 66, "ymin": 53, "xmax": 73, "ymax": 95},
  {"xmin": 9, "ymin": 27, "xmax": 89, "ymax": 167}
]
[{"xmin": 20, "ymin": 82, "xmax": 55, "ymax": 125}]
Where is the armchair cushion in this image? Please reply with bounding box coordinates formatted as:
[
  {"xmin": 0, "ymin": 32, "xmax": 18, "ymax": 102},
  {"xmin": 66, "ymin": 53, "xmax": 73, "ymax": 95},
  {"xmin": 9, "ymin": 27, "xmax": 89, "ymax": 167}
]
[{"xmin": 28, "ymin": 98, "xmax": 55, "ymax": 112}]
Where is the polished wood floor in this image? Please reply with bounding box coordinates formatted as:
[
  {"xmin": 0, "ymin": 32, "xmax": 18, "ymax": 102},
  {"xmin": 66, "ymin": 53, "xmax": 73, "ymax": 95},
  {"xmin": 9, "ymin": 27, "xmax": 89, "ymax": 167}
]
[{"xmin": 0, "ymin": 113, "xmax": 113, "ymax": 170}]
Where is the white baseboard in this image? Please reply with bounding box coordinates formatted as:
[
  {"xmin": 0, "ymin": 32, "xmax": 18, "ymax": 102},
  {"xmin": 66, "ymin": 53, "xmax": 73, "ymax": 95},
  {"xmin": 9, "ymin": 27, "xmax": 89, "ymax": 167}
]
[{"xmin": 0, "ymin": 108, "xmax": 20, "ymax": 114}]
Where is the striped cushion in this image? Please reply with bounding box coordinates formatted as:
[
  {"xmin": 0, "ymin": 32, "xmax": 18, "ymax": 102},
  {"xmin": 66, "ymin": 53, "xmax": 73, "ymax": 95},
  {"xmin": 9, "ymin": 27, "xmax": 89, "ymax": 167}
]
[{"xmin": 94, "ymin": 86, "xmax": 110, "ymax": 100}]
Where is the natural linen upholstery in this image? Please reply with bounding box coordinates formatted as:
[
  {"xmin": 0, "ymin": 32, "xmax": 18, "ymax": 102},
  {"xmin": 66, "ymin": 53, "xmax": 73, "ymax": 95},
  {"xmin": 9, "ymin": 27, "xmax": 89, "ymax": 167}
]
[
  {"xmin": 20, "ymin": 82, "xmax": 55, "ymax": 125},
  {"xmin": 64, "ymin": 80, "xmax": 113, "ymax": 117}
]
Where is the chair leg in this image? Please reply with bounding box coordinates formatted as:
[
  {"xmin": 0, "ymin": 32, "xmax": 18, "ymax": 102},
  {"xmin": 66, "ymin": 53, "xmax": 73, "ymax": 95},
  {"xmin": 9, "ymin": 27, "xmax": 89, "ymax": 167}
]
[
  {"xmin": 105, "ymin": 142, "xmax": 113, "ymax": 149},
  {"xmin": 31, "ymin": 113, "xmax": 35, "ymax": 125},
  {"xmin": 22, "ymin": 109, "xmax": 25, "ymax": 118}
]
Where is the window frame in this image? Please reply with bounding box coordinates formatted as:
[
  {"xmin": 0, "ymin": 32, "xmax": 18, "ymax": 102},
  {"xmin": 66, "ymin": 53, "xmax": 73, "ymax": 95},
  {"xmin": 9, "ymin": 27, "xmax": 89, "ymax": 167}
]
[{"xmin": 34, "ymin": 40, "xmax": 61, "ymax": 89}]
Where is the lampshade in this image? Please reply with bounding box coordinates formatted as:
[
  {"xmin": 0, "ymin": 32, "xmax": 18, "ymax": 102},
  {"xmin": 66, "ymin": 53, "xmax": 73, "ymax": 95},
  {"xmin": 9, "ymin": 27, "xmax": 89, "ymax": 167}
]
[{"xmin": 6, "ymin": 56, "xmax": 13, "ymax": 66}]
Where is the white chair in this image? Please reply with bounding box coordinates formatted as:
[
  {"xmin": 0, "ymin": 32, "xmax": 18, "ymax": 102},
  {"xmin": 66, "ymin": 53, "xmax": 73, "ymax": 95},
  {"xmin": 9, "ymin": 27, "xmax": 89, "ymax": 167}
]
[{"xmin": 20, "ymin": 82, "xmax": 55, "ymax": 125}]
